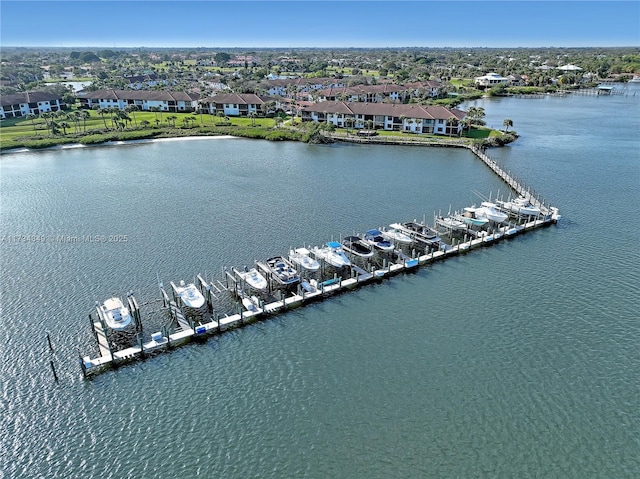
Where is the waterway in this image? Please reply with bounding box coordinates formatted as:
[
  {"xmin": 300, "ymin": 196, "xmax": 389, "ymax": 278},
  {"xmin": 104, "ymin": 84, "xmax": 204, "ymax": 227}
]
[{"xmin": 1, "ymin": 85, "xmax": 639, "ymax": 478}]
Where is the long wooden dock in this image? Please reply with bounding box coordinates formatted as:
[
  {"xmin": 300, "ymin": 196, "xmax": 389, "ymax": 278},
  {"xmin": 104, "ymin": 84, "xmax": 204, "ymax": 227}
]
[{"xmin": 79, "ymin": 145, "xmax": 560, "ymax": 378}]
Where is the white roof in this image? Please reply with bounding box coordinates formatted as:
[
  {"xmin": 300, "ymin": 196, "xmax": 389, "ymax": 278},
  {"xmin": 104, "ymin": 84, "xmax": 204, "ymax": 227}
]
[{"xmin": 558, "ymin": 64, "xmax": 582, "ymax": 71}]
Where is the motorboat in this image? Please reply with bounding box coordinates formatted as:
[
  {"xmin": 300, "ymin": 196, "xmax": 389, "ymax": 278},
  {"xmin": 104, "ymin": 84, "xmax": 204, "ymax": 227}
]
[
  {"xmin": 435, "ymin": 215, "xmax": 467, "ymax": 232},
  {"xmin": 391, "ymin": 221, "xmax": 442, "ymax": 248},
  {"xmin": 341, "ymin": 236, "xmax": 374, "ymax": 258},
  {"xmin": 381, "ymin": 227, "xmax": 413, "ymax": 244},
  {"xmin": 497, "ymin": 196, "xmax": 541, "ymax": 216},
  {"xmin": 629, "ymin": 75, "xmax": 640, "ymax": 83},
  {"xmin": 476, "ymin": 201, "xmax": 509, "ymax": 223},
  {"xmin": 265, "ymin": 256, "xmax": 300, "ymax": 285},
  {"xmin": 363, "ymin": 229, "xmax": 395, "ymax": 252},
  {"xmin": 288, "ymin": 247, "xmax": 320, "ymax": 271},
  {"xmin": 460, "ymin": 207, "xmax": 490, "ymax": 226},
  {"xmin": 312, "ymin": 241, "xmax": 351, "ymax": 268},
  {"xmin": 241, "ymin": 295, "xmax": 261, "ymax": 313},
  {"xmin": 236, "ymin": 266, "xmax": 268, "ymax": 291},
  {"xmin": 172, "ymin": 280, "xmax": 206, "ymax": 310},
  {"xmin": 98, "ymin": 297, "xmax": 133, "ymax": 331}
]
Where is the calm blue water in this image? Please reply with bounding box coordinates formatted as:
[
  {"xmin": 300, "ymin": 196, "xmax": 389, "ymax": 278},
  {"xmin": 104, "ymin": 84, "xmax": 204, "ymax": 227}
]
[{"xmin": 1, "ymin": 86, "xmax": 639, "ymax": 478}]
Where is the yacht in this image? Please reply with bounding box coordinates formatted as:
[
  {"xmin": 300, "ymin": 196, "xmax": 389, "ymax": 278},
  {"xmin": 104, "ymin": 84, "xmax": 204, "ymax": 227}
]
[
  {"xmin": 236, "ymin": 267, "xmax": 268, "ymax": 291},
  {"xmin": 341, "ymin": 236, "xmax": 374, "ymax": 258},
  {"xmin": 98, "ymin": 297, "xmax": 133, "ymax": 331},
  {"xmin": 363, "ymin": 229, "xmax": 395, "ymax": 252},
  {"xmin": 172, "ymin": 280, "xmax": 206, "ymax": 310},
  {"xmin": 265, "ymin": 256, "xmax": 300, "ymax": 285},
  {"xmin": 312, "ymin": 241, "xmax": 351, "ymax": 268},
  {"xmin": 288, "ymin": 247, "xmax": 320, "ymax": 271}
]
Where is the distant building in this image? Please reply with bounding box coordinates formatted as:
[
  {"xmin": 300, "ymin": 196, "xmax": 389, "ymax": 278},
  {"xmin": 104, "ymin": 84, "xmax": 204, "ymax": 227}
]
[{"xmin": 0, "ymin": 91, "xmax": 65, "ymax": 119}]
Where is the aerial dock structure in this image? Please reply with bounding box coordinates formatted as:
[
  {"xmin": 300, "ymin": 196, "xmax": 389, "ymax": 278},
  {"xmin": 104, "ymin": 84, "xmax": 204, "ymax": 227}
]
[{"xmin": 78, "ymin": 148, "xmax": 560, "ymax": 378}]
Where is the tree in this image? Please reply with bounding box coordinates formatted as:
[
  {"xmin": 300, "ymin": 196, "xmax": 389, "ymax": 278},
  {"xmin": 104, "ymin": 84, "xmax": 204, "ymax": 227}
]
[
  {"xmin": 125, "ymin": 105, "xmax": 139, "ymax": 126},
  {"xmin": 140, "ymin": 119, "xmax": 150, "ymax": 128},
  {"xmin": 247, "ymin": 111, "xmax": 257, "ymax": 126},
  {"xmin": 446, "ymin": 116, "xmax": 459, "ymax": 137},
  {"xmin": 503, "ymin": 118, "xmax": 513, "ymax": 132},
  {"xmin": 214, "ymin": 52, "xmax": 231, "ymax": 65},
  {"xmin": 93, "ymin": 106, "xmax": 108, "ymax": 128},
  {"xmin": 25, "ymin": 113, "xmax": 38, "ymax": 133},
  {"xmin": 59, "ymin": 121, "xmax": 69, "ymax": 135}
]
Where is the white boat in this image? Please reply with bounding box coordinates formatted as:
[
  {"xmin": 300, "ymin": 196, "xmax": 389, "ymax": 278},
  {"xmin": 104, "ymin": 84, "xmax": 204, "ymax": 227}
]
[
  {"xmin": 391, "ymin": 222, "xmax": 442, "ymax": 248},
  {"xmin": 288, "ymin": 247, "xmax": 320, "ymax": 271},
  {"xmin": 476, "ymin": 201, "xmax": 509, "ymax": 223},
  {"xmin": 363, "ymin": 229, "xmax": 395, "ymax": 252},
  {"xmin": 236, "ymin": 267, "xmax": 268, "ymax": 291},
  {"xmin": 629, "ymin": 75, "xmax": 640, "ymax": 83},
  {"xmin": 173, "ymin": 280, "xmax": 206, "ymax": 310},
  {"xmin": 342, "ymin": 236, "xmax": 374, "ymax": 258},
  {"xmin": 265, "ymin": 256, "xmax": 300, "ymax": 285},
  {"xmin": 435, "ymin": 215, "xmax": 467, "ymax": 232},
  {"xmin": 381, "ymin": 228, "xmax": 413, "ymax": 244},
  {"xmin": 497, "ymin": 196, "xmax": 541, "ymax": 216},
  {"xmin": 241, "ymin": 295, "xmax": 261, "ymax": 313},
  {"xmin": 312, "ymin": 241, "xmax": 351, "ymax": 268},
  {"xmin": 98, "ymin": 297, "xmax": 133, "ymax": 331},
  {"xmin": 460, "ymin": 207, "xmax": 490, "ymax": 226}
]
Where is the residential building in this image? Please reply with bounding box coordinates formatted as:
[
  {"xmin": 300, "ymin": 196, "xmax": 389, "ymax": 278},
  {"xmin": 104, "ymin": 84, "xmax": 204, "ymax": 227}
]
[
  {"xmin": 0, "ymin": 91, "xmax": 65, "ymax": 119},
  {"xmin": 300, "ymin": 101, "xmax": 466, "ymax": 136},
  {"xmin": 202, "ymin": 93, "xmax": 265, "ymax": 116},
  {"xmin": 474, "ymin": 72, "xmax": 510, "ymax": 87},
  {"xmin": 78, "ymin": 89, "xmax": 199, "ymax": 112}
]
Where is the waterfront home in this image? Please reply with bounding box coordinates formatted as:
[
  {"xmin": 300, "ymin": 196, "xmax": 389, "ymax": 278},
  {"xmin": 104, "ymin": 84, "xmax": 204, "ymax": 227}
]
[
  {"xmin": 202, "ymin": 93, "xmax": 266, "ymax": 116},
  {"xmin": 0, "ymin": 91, "xmax": 65, "ymax": 119},
  {"xmin": 300, "ymin": 101, "xmax": 466, "ymax": 135},
  {"xmin": 78, "ymin": 89, "xmax": 199, "ymax": 112},
  {"xmin": 474, "ymin": 72, "xmax": 510, "ymax": 87}
]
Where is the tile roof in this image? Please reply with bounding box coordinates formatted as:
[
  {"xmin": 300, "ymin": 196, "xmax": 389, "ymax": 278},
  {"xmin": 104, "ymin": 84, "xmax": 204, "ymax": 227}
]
[
  {"xmin": 1, "ymin": 91, "xmax": 62, "ymax": 107},
  {"xmin": 301, "ymin": 101, "xmax": 465, "ymax": 120},
  {"xmin": 81, "ymin": 89, "xmax": 199, "ymax": 102},
  {"xmin": 206, "ymin": 93, "xmax": 265, "ymax": 105}
]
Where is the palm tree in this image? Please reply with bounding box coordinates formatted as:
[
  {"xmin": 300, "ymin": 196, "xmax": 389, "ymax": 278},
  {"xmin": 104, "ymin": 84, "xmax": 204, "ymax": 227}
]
[
  {"xmin": 140, "ymin": 119, "xmax": 150, "ymax": 128},
  {"xmin": 446, "ymin": 116, "xmax": 459, "ymax": 137},
  {"xmin": 503, "ymin": 118, "xmax": 513, "ymax": 132},
  {"xmin": 40, "ymin": 112, "xmax": 55, "ymax": 134},
  {"xmin": 125, "ymin": 105, "xmax": 139, "ymax": 126},
  {"xmin": 79, "ymin": 110, "xmax": 90, "ymax": 132},
  {"xmin": 467, "ymin": 106, "xmax": 478, "ymax": 124},
  {"xmin": 149, "ymin": 106, "xmax": 160, "ymax": 122},
  {"xmin": 93, "ymin": 106, "xmax": 108, "ymax": 129},
  {"xmin": 274, "ymin": 116, "xmax": 283, "ymax": 129},
  {"xmin": 247, "ymin": 111, "xmax": 257, "ymax": 126}
]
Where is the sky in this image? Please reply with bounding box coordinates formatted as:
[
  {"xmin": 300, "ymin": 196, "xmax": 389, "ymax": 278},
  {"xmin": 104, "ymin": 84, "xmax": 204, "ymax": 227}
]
[{"xmin": 1, "ymin": 1, "xmax": 639, "ymax": 49}]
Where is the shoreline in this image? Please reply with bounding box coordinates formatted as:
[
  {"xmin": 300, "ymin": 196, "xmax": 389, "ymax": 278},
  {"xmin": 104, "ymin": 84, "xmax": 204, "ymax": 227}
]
[{"xmin": 0, "ymin": 134, "xmax": 240, "ymax": 155}]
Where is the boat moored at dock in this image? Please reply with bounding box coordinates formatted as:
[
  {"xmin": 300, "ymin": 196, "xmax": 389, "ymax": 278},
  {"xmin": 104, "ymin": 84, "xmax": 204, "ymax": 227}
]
[
  {"xmin": 171, "ymin": 280, "xmax": 206, "ymax": 311},
  {"xmin": 235, "ymin": 267, "xmax": 269, "ymax": 291},
  {"xmin": 476, "ymin": 202, "xmax": 509, "ymax": 223},
  {"xmin": 497, "ymin": 196, "xmax": 541, "ymax": 216},
  {"xmin": 363, "ymin": 229, "xmax": 395, "ymax": 252},
  {"xmin": 263, "ymin": 256, "xmax": 301, "ymax": 286},
  {"xmin": 288, "ymin": 247, "xmax": 321, "ymax": 271},
  {"xmin": 312, "ymin": 241, "xmax": 351, "ymax": 268},
  {"xmin": 97, "ymin": 297, "xmax": 133, "ymax": 331},
  {"xmin": 342, "ymin": 235, "xmax": 375, "ymax": 258}
]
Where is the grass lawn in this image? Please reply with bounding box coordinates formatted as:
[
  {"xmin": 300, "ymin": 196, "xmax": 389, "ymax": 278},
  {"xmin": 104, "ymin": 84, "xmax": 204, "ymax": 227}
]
[{"xmin": 0, "ymin": 109, "xmax": 281, "ymax": 150}]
